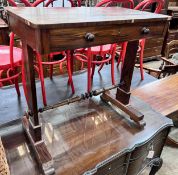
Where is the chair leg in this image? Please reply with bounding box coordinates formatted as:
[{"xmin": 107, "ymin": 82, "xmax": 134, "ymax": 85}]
[
  {"xmin": 66, "ymin": 50, "xmax": 75, "ymax": 94},
  {"xmin": 98, "ymin": 54, "xmax": 106, "ymax": 72},
  {"xmin": 70, "ymin": 50, "xmax": 74, "ymax": 74},
  {"xmin": 98, "ymin": 62, "xmax": 104, "ymax": 72},
  {"xmin": 37, "ymin": 54, "xmax": 47, "ymax": 106},
  {"xmin": 0, "ymin": 70, "xmax": 3, "ymax": 87},
  {"xmin": 48, "ymin": 54, "xmax": 53, "ymax": 79},
  {"xmin": 140, "ymin": 52, "xmax": 144, "ymax": 80},
  {"xmin": 139, "ymin": 39, "xmax": 145, "ymax": 80},
  {"xmin": 49, "ymin": 64, "xmax": 53, "ymax": 79},
  {"xmin": 91, "ymin": 63, "xmax": 96, "ymax": 79},
  {"xmin": 111, "ymin": 46, "xmax": 116, "ymax": 85},
  {"xmin": 21, "ymin": 54, "xmax": 29, "ymax": 106},
  {"xmin": 117, "ymin": 52, "xmax": 122, "ymax": 68},
  {"xmin": 59, "ymin": 62, "xmax": 63, "ymax": 74},
  {"xmin": 118, "ymin": 42, "xmax": 128, "ymax": 71},
  {"xmin": 14, "ymin": 77, "xmax": 20, "ymax": 96},
  {"xmin": 87, "ymin": 48, "xmax": 92, "ymax": 92}
]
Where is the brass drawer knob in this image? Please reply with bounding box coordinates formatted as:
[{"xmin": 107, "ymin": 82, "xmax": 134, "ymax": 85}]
[
  {"xmin": 85, "ymin": 33, "xmax": 95, "ymax": 42},
  {"xmin": 141, "ymin": 27, "xmax": 150, "ymax": 35}
]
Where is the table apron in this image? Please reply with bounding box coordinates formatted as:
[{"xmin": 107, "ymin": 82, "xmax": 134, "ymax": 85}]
[{"xmin": 8, "ymin": 15, "xmax": 167, "ymax": 54}]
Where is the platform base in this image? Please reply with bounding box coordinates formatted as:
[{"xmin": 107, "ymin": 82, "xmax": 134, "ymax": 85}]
[{"xmin": 22, "ymin": 116, "xmax": 55, "ymax": 175}]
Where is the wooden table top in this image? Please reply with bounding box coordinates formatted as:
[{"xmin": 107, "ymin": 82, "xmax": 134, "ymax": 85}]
[
  {"xmin": 132, "ymin": 74, "xmax": 178, "ymax": 118},
  {"xmin": 5, "ymin": 7, "xmax": 171, "ymax": 28}
]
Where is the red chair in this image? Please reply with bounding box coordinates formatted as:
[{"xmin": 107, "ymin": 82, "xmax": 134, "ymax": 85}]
[
  {"xmin": 74, "ymin": 0, "xmax": 134, "ymax": 92},
  {"xmin": 7, "ymin": 0, "xmax": 75, "ymax": 106},
  {"xmin": 0, "ymin": 32, "xmax": 22, "ymax": 96},
  {"xmin": 45, "ymin": 0, "xmax": 81, "ymax": 7},
  {"xmin": 117, "ymin": 0, "xmax": 164, "ymax": 80},
  {"xmin": 7, "ymin": 0, "xmax": 44, "ymax": 6},
  {"xmin": 20, "ymin": 0, "xmax": 45, "ymax": 6}
]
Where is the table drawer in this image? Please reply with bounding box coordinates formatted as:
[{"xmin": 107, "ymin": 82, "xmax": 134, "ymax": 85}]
[{"xmin": 48, "ymin": 22, "xmax": 166, "ymax": 52}]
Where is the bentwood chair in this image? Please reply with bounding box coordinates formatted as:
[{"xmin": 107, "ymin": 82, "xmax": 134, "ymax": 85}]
[
  {"xmin": 8, "ymin": 0, "xmax": 44, "ymax": 6},
  {"xmin": 7, "ymin": 0, "xmax": 75, "ymax": 106},
  {"xmin": 74, "ymin": 0, "xmax": 134, "ymax": 92},
  {"xmin": 117, "ymin": 0, "xmax": 164, "ymax": 80},
  {"xmin": 0, "ymin": 32, "xmax": 22, "ymax": 96},
  {"xmin": 45, "ymin": 0, "xmax": 81, "ymax": 7},
  {"xmin": 141, "ymin": 40, "xmax": 178, "ymax": 79}
]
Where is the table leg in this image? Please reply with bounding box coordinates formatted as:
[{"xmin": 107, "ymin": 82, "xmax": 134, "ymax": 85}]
[
  {"xmin": 21, "ymin": 41, "xmax": 54, "ymax": 175},
  {"xmin": 101, "ymin": 40, "xmax": 145, "ymax": 127},
  {"xmin": 116, "ymin": 40, "xmax": 139, "ymax": 105}
]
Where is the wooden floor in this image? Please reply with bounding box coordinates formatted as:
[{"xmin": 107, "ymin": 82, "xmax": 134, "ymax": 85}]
[{"xmin": 0, "ymin": 64, "xmax": 156, "ymax": 125}]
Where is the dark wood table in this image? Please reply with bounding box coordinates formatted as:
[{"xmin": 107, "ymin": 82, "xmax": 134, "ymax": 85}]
[
  {"xmin": 6, "ymin": 7, "xmax": 171, "ymax": 174},
  {"xmin": 132, "ymin": 74, "xmax": 178, "ymax": 147}
]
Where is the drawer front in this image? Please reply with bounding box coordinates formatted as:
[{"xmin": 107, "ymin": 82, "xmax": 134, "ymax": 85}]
[
  {"xmin": 48, "ymin": 22, "xmax": 166, "ymax": 52},
  {"xmin": 126, "ymin": 128, "xmax": 169, "ymax": 175},
  {"xmin": 145, "ymin": 38, "xmax": 164, "ymax": 48},
  {"xmin": 143, "ymin": 46, "xmax": 162, "ymax": 58},
  {"xmin": 94, "ymin": 153, "xmax": 129, "ymax": 175}
]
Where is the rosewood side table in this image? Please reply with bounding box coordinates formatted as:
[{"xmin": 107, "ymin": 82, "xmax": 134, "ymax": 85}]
[{"xmin": 6, "ymin": 7, "xmax": 171, "ymax": 174}]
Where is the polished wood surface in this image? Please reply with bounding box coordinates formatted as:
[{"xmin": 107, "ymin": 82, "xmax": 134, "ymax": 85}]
[
  {"xmin": 6, "ymin": 7, "xmax": 170, "ymax": 54},
  {"xmin": 6, "ymin": 7, "xmax": 170, "ymax": 28},
  {"xmin": 4, "ymin": 95, "xmax": 172, "ymax": 175},
  {"xmin": 132, "ymin": 74, "xmax": 178, "ymax": 117},
  {"xmin": 132, "ymin": 75, "xmax": 178, "ymax": 147}
]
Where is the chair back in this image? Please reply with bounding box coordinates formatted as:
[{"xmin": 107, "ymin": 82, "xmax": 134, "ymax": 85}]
[
  {"xmin": 45, "ymin": 0, "xmax": 81, "ymax": 7},
  {"xmin": 7, "ymin": 0, "xmax": 17, "ymax": 6},
  {"xmin": 165, "ymin": 40, "xmax": 178, "ymax": 59},
  {"xmin": 96, "ymin": 0, "xmax": 134, "ymax": 52},
  {"xmin": 7, "ymin": 0, "xmax": 44, "ymax": 6},
  {"xmin": 20, "ymin": 0, "xmax": 45, "ymax": 6},
  {"xmin": 96, "ymin": 0, "xmax": 134, "ymax": 8},
  {"xmin": 134, "ymin": 0, "xmax": 164, "ymax": 14}
]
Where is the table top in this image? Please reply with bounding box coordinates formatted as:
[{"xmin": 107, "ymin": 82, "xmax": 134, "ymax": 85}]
[
  {"xmin": 132, "ymin": 74, "xmax": 178, "ymax": 117},
  {"xmin": 6, "ymin": 7, "xmax": 171, "ymax": 29}
]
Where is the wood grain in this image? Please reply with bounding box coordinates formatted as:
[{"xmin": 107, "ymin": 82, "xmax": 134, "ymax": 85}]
[
  {"xmin": 5, "ymin": 7, "xmax": 171, "ymax": 28},
  {"xmin": 132, "ymin": 74, "xmax": 178, "ymax": 118}
]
